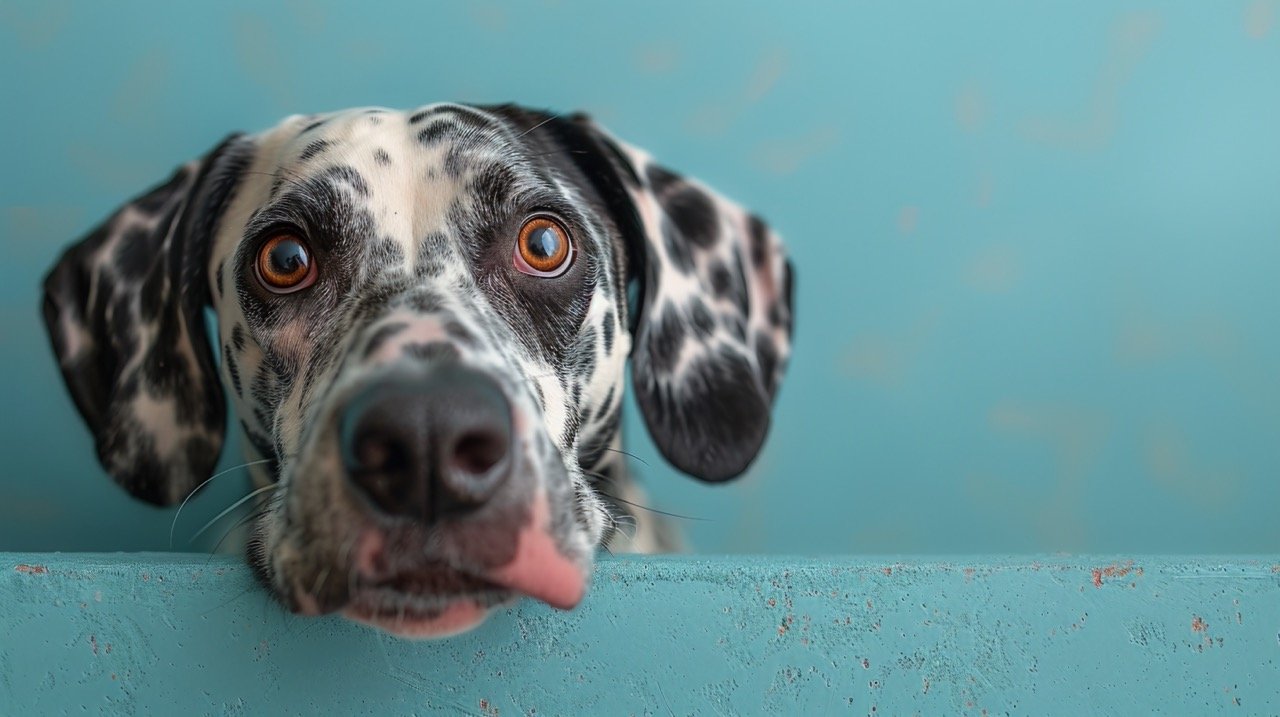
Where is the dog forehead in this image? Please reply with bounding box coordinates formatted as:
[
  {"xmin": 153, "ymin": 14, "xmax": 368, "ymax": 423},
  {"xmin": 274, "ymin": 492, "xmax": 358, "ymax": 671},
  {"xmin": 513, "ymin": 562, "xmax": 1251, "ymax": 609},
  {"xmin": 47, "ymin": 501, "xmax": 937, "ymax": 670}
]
[{"xmin": 211, "ymin": 105, "xmax": 566, "ymax": 272}]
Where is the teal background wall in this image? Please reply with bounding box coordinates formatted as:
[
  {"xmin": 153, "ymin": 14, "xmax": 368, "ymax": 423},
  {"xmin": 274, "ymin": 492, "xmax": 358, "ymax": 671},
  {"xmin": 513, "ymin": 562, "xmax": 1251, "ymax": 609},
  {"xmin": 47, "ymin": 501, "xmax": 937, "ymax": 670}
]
[
  {"xmin": 2, "ymin": 1, "xmax": 1278, "ymax": 554},
  {"xmin": 4, "ymin": 553, "xmax": 1279, "ymax": 713}
]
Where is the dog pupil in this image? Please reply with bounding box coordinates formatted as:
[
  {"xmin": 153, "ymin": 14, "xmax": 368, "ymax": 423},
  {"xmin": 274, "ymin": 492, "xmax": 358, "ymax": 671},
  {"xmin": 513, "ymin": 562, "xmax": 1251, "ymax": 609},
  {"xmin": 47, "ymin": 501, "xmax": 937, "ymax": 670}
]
[
  {"xmin": 527, "ymin": 227, "xmax": 559, "ymax": 260},
  {"xmin": 270, "ymin": 240, "xmax": 307, "ymax": 275}
]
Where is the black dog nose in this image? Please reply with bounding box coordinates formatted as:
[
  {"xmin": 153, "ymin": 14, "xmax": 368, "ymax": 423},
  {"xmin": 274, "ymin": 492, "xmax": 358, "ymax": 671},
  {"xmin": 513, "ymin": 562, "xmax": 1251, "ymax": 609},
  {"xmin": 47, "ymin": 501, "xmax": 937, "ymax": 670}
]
[{"xmin": 340, "ymin": 365, "xmax": 513, "ymax": 523}]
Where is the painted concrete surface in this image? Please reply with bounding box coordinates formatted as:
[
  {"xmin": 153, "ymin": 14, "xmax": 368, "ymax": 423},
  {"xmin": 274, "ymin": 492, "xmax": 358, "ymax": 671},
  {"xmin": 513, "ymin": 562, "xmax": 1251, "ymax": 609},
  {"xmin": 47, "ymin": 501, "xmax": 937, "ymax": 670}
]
[{"xmin": 2, "ymin": 554, "xmax": 1278, "ymax": 714}]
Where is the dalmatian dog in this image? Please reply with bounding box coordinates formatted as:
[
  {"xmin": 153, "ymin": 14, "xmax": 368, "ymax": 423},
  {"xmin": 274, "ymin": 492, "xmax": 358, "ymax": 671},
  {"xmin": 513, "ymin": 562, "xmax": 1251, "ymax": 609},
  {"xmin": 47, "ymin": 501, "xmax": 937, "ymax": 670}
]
[{"xmin": 41, "ymin": 103, "xmax": 794, "ymax": 638}]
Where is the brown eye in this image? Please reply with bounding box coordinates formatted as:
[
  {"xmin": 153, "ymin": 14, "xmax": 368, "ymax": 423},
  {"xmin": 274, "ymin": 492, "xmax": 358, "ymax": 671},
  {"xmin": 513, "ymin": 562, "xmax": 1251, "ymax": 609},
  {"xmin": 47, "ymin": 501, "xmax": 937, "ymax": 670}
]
[
  {"xmin": 514, "ymin": 216, "xmax": 572, "ymax": 277},
  {"xmin": 256, "ymin": 233, "xmax": 317, "ymax": 292}
]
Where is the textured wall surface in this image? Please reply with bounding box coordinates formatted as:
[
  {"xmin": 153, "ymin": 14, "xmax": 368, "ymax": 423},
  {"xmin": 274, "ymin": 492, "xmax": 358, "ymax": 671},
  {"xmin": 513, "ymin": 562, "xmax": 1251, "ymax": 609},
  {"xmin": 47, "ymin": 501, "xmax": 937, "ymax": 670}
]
[
  {"xmin": 2, "ymin": 2, "xmax": 1279, "ymax": 554},
  {"xmin": 2, "ymin": 554, "xmax": 1279, "ymax": 713}
]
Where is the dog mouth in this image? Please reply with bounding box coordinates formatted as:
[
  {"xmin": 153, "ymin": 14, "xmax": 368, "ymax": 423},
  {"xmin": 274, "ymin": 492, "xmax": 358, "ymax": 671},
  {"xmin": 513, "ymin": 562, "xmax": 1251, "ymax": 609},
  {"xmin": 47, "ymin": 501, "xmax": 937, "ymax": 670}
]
[
  {"xmin": 340, "ymin": 565, "xmax": 515, "ymax": 638},
  {"xmin": 317, "ymin": 497, "xmax": 587, "ymax": 638}
]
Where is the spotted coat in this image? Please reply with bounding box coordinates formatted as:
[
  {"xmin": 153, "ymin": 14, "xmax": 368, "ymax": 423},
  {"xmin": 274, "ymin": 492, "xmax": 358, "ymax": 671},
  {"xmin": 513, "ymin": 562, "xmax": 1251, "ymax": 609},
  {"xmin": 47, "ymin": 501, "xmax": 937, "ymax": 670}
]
[{"xmin": 42, "ymin": 103, "xmax": 795, "ymax": 634}]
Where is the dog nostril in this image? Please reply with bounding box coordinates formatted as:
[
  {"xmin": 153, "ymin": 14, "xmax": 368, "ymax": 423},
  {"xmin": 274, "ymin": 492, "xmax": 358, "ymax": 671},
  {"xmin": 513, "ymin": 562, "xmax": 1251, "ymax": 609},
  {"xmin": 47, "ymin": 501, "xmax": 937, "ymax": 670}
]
[{"xmin": 450, "ymin": 430, "xmax": 507, "ymax": 477}]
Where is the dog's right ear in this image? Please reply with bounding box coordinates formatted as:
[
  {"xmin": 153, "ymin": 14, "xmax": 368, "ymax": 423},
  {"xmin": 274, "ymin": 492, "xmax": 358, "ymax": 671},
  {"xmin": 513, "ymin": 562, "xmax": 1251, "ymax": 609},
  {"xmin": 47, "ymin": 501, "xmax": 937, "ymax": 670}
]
[{"xmin": 42, "ymin": 135, "xmax": 255, "ymax": 506}]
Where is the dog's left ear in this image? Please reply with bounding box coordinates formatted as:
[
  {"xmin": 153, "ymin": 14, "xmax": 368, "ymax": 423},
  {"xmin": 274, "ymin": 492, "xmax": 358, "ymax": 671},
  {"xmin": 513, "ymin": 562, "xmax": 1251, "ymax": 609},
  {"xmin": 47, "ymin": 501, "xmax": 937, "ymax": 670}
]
[
  {"xmin": 42, "ymin": 135, "xmax": 254, "ymax": 505},
  {"xmin": 521, "ymin": 111, "xmax": 796, "ymax": 482}
]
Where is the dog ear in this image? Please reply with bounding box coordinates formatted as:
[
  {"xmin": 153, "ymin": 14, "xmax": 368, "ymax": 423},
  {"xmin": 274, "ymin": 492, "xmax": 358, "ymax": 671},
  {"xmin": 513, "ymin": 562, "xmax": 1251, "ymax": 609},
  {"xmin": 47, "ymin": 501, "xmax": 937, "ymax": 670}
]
[
  {"xmin": 42, "ymin": 135, "xmax": 254, "ymax": 505},
  {"xmin": 522, "ymin": 111, "xmax": 796, "ymax": 482}
]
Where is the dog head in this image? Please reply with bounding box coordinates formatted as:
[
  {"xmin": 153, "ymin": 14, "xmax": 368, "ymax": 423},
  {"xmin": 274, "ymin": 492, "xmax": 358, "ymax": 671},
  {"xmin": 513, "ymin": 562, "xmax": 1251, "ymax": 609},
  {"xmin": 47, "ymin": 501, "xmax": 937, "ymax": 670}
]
[{"xmin": 42, "ymin": 104, "xmax": 794, "ymax": 637}]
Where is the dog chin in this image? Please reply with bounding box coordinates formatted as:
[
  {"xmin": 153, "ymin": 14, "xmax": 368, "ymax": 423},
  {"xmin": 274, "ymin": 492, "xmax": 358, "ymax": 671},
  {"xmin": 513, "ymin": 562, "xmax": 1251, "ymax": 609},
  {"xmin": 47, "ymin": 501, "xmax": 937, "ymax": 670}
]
[{"xmin": 340, "ymin": 589, "xmax": 512, "ymax": 638}]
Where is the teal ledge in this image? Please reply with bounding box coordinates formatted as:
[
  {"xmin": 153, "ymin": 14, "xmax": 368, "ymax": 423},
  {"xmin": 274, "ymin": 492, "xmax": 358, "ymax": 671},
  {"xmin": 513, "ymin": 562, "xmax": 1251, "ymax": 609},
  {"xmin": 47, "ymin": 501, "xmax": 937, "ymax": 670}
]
[{"xmin": 3, "ymin": 554, "xmax": 1278, "ymax": 714}]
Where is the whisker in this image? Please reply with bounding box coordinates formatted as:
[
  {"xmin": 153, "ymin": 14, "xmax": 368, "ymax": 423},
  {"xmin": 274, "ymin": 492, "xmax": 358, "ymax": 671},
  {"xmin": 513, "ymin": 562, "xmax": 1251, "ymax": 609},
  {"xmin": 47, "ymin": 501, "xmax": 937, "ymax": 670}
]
[
  {"xmin": 603, "ymin": 447, "xmax": 650, "ymax": 467},
  {"xmin": 594, "ymin": 489, "xmax": 711, "ymax": 523},
  {"xmin": 189, "ymin": 483, "xmax": 277, "ymax": 545},
  {"xmin": 204, "ymin": 507, "xmax": 271, "ymax": 563},
  {"xmin": 515, "ymin": 113, "xmax": 560, "ymax": 139},
  {"xmin": 170, "ymin": 459, "xmax": 274, "ymax": 549},
  {"xmin": 528, "ymin": 148, "xmax": 590, "ymax": 159}
]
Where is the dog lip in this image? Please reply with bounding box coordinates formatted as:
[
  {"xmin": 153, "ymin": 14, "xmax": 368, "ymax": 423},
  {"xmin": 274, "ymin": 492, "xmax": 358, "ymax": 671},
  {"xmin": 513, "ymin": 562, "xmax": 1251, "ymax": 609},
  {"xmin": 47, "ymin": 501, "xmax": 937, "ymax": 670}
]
[
  {"xmin": 372, "ymin": 563, "xmax": 509, "ymax": 596},
  {"xmin": 342, "ymin": 594, "xmax": 492, "ymax": 639},
  {"xmin": 347, "ymin": 496, "xmax": 587, "ymax": 613}
]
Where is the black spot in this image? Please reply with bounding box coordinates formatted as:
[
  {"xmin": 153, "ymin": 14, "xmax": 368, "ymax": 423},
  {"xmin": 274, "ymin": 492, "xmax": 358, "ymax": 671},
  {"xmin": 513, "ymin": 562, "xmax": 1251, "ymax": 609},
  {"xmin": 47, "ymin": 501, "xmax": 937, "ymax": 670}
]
[
  {"xmin": 662, "ymin": 189, "xmax": 718, "ymax": 249},
  {"xmin": 644, "ymin": 304, "xmax": 686, "ymax": 377},
  {"xmin": 768, "ymin": 303, "xmax": 787, "ymax": 328},
  {"xmin": 709, "ymin": 262, "xmax": 732, "ymax": 297},
  {"xmin": 416, "ymin": 108, "xmax": 495, "ymax": 146},
  {"xmin": 362, "ymin": 321, "xmax": 408, "ymax": 359},
  {"xmin": 601, "ymin": 311, "xmax": 615, "ymax": 354},
  {"xmin": 405, "ymin": 292, "xmax": 440, "ymax": 314},
  {"xmin": 301, "ymin": 118, "xmax": 326, "ymax": 133},
  {"xmin": 748, "ymin": 215, "xmax": 770, "ymax": 267},
  {"xmin": 755, "ymin": 334, "xmax": 780, "ymax": 397},
  {"xmin": 403, "ymin": 342, "xmax": 460, "ymax": 363},
  {"xmin": 730, "ymin": 250, "xmax": 752, "ymax": 317},
  {"xmin": 300, "ymin": 139, "xmax": 330, "ymax": 162},
  {"xmin": 231, "ymin": 324, "xmax": 246, "ymax": 351},
  {"xmin": 417, "ymin": 120, "xmax": 455, "ymax": 146},
  {"xmin": 370, "ymin": 238, "xmax": 405, "ymax": 269},
  {"xmin": 646, "ymin": 166, "xmax": 722, "ymax": 247},
  {"xmin": 575, "ymin": 327, "xmax": 598, "ymax": 377},
  {"xmin": 214, "ymin": 262, "xmax": 225, "ymax": 299},
  {"xmin": 594, "ymin": 386, "xmax": 616, "ymax": 422},
  {"xmin": 580, "ymin": 411, "xmax": 621, "ymax": 471},
  {"xmin": 319, "ymin": 165, "xmax": 370, "ymax": 196},
  {"xmin": 114, "ymin": 225, "xmax": 156, "ymax": 281},
  {"xmin": 374, "ymin": 149, "xmax": 391, "ymax": 166},
  {"xmin": 415, "ymin": 232, "xmax": 449, "ymax": 278},
  {"xmin": 224, "ymin": 345, "xmax": 243, "ymax": 396},
  {"xmin": 445, "ymin": 320, "xmax": 476, "ymax": 347},
  {"xmin": 722, "ymin": 313, "xmax": 747, "ymax": 342},
  {"xmin": 249, "ymin": 369, "xmax": 276, "ymax": 415},
  {"xmin": 646, "ymin": 164, "xmax": 680, "ymax": 194},
  {"xmin": 660, "ymin": 217, "xmax": 694, "ymax": 274},
  {"xmin": 689, "ymin": 299, "xmax": 715, "ymax": 337},
  {"xmin": 469, "ymin": 163, "xmax": 518, "ymax": 211},
  {"xmin": 262, "ymin": 348, "xmax": 296, "ymax": 388},
  {"xmin": 244, "ymin": 427, "xmax": 275, "ymax": 461}
]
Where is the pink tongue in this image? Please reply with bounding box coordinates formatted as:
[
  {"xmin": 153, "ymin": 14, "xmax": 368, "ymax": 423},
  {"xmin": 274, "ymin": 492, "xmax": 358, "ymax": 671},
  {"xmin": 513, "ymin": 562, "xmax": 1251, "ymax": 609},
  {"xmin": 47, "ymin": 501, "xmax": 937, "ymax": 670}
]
[{"xmin": 487, "ymin": 497, "xmax": 585, "ymax": 610}]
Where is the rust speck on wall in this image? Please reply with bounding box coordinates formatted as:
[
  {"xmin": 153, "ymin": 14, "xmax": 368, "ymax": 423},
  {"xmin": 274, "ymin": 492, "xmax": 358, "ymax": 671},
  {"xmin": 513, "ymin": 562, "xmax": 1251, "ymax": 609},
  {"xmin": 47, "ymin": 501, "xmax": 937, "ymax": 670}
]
[
  {"xmin": 1091, "ymin": 561, "xmax": 1143, "ymax": 588},
  {"xmin": 1191, "ymin": 615, "xmax": 1207, "ymax": 633},
  {"xmin": 14, "ymin": 563, "xmax": 48, "ymax": 575}
]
